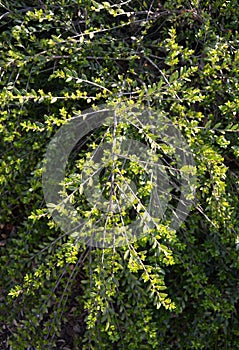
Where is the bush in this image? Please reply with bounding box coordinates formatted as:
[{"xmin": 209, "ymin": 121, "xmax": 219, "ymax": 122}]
[{"xmin": 0, "ymin": 0, "xmax": 239, "ymax": 349}]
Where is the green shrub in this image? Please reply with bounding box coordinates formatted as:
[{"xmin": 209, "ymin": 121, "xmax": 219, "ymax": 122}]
[{"xmin": 0, "ymin": 0, "xmax": 239, "ymax": 349}]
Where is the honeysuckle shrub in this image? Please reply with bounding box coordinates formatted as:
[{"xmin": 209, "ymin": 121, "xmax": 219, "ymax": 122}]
[{"xmin": 0, "ymin": 0, "xmax": 239, "ymax": 349}]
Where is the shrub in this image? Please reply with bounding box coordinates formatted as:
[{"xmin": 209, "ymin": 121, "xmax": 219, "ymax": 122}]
[{"xmin": 0, "ymin": 0, "xmax": 239, "ymax": 349}]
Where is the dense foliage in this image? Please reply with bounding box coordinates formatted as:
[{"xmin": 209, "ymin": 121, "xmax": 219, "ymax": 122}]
[{"xmin": 0, "ymin": 0, "xmax": 239, "ymax": 349}]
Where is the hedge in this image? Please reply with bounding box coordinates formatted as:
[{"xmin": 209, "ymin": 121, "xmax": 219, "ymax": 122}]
[{"xmin": 0, "ymin": 0, "xmax": 239, "ymax": 349}]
